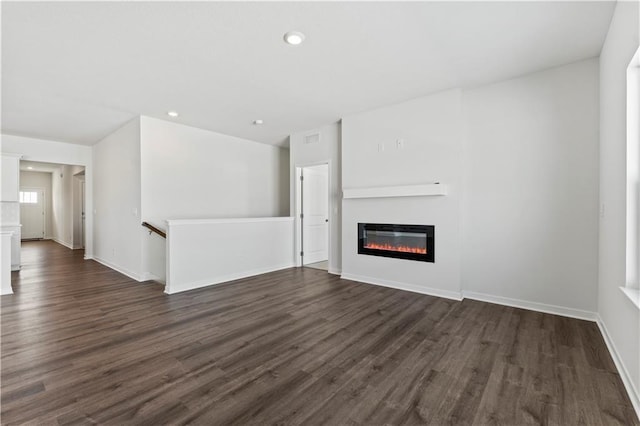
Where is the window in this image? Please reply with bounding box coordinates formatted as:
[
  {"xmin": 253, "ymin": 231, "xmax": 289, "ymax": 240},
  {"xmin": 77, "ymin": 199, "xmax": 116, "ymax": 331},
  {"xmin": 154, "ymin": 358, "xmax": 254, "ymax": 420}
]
[{"xmin": 19, "ymin": 191, "xmax": 38, "ymax": 204}]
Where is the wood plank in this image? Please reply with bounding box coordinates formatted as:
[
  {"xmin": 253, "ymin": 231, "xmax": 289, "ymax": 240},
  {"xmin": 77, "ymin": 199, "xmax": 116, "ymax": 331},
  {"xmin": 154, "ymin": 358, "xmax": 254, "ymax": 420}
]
[{"xmin": 1, "ymin": 240, "xmax": 637, "ymax": 425}]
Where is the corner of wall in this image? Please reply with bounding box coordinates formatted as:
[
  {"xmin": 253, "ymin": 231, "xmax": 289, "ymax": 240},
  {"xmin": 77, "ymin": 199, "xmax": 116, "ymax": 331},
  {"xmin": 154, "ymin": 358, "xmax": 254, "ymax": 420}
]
[
  {"xmin": 93, "ymin": 117, "xmax": 144, "ymax": 281},
  {"xmin": 597, "ymin": 0, "xmax": 640, "ymax": 420}
]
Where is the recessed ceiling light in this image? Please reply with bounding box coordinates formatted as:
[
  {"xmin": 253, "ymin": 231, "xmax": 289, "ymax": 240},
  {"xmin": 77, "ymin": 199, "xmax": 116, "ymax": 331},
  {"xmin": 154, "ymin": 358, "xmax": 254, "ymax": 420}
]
[
  {"xmin": 283, "ymin": 31, "xmax": 305, "ymax": 46},
  {"xmin": 167, "ymin": 111, "xmax": 179, "ymax": 118},
  {"xmin": 27, "ymin": 166, "xmax": 33, "ymax": 170},
  {"xmin": 253, "ymin": 119, "xmax": 264, "ymax": 125}
]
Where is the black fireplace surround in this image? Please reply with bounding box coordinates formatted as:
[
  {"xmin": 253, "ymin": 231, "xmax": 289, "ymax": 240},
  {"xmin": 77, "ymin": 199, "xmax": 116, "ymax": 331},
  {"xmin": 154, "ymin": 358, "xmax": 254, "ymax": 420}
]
[{"xmin": 358, "ymin": 223, "xmax": 434, "ymax": 262}]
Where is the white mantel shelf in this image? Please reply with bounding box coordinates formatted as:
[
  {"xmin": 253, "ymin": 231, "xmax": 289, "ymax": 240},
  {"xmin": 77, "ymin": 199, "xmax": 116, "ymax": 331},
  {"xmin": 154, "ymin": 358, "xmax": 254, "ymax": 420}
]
[{"xmin": 343, "ymin": 184, "xmax": 448, "ymax": 199}]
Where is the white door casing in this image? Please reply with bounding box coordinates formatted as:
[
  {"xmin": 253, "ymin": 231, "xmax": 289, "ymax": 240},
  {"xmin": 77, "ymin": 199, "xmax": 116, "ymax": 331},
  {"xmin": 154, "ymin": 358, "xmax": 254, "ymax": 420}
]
[{"xmin": 81, "ymin": 180, "xmax": 86, "ymax": 249}]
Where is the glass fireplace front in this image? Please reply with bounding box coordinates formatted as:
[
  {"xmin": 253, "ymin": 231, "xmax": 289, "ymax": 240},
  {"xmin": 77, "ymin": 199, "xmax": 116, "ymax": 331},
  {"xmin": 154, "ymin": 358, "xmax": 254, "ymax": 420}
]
[{"xmin": 358, "ymin": 223, "xmax": 434, "ymax": 262}]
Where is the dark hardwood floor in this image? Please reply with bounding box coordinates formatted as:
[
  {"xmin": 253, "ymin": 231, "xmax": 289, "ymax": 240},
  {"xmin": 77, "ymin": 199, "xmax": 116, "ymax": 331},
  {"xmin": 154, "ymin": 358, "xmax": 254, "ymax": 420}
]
[{"xmin": 1, "ymin": 241, "xmax": 638, "ymax": 425}]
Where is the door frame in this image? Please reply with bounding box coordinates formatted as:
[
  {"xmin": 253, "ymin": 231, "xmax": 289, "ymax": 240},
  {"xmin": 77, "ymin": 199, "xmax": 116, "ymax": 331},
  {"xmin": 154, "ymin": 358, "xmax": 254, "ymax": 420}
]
[
  {"xmin": 81, "ymin": 180, "xmax": 86, "ymax": 249},
  {"xmin": 19, "ymin": 186, "xmax": 46, "ymax": 240},
  {"xmin": 294, "ymin": 160, "xmax": 332, "ymax": 268},
  {"xmin": 73, "ymin": 172, "xmax": 86, "ymax": 250}
]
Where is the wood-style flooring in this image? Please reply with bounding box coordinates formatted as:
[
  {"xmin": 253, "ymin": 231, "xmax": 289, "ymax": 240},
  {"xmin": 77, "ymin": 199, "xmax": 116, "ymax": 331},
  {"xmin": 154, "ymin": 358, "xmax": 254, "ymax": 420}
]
[{"xmin": 1, "ymin": 240, "xmax": 638, "ymax": 425}]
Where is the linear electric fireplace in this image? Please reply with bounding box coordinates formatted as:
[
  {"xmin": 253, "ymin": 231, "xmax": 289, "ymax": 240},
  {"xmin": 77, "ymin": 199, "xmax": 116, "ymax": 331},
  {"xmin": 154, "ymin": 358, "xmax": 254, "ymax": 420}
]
[{"xmin": 358, "ymin": 223, "xmax": 434, "ymax": 262}]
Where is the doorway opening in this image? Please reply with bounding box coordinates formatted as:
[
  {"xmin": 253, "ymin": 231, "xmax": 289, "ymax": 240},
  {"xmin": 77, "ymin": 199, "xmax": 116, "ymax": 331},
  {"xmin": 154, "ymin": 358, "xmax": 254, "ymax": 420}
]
[
  {"xmin": 296, "ymin": 163, "xmax": 330, "ymax": 271},
  {"xmin": 19, "ymin": 161, "xmax": 86, "ymax": 250},
  {"xmin": 74, "ymin": 170, "xmax": 86, "ymax": 249}
]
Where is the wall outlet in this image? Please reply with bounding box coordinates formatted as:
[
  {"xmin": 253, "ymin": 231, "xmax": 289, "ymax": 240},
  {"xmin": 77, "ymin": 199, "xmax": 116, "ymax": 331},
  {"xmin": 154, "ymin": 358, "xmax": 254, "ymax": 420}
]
[{"xmin": 378, "ymin": 143, "xmax": 385, "ymax": 152}]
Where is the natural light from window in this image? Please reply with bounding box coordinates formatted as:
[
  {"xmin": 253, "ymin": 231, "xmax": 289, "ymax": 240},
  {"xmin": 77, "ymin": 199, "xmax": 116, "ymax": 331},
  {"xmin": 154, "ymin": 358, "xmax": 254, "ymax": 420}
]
[{"xmin": 19, "ymin": 191, "xmax": 38, "ymax": 204}]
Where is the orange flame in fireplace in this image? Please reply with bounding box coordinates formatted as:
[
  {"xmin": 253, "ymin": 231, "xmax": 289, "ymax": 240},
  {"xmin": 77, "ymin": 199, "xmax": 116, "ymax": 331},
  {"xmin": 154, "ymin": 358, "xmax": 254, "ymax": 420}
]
[{"xmin": 364, "ymin": 242, "xmax": 427, "ymax": 254}]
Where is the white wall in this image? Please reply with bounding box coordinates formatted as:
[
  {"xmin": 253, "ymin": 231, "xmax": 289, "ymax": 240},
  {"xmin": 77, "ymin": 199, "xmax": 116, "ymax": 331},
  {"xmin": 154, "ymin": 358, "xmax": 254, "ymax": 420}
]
[
  {"xmin": 20, "ymin": 171, "xmax": 53, "ymax": 239},
  {"xmin": 51, "ymin": 165, "xmax": 84, "ymax": 248},
  {"xmin": 140, "ymin": 116, "xmax": 289, "ymax": 222},
  {"xmin": 599, "ymin": 0, "xmax": 640, "ymax": 413},
  {"xmin": 1, "ymin": 232, "xmax": 12, "ymax": 295},
  {"xmin": 290, "ymin": 122, "xmax": 342, "ymax": 274},
  {"xmin": 92, "ymin": 118, "xmax": 144, "ymax": 280},
  {"xmin": 1, "ymin": 134, "xmax": 93, "ymax": 258},
  {"xmin": 1, "ymin": 153, "xmax": 22, "ymax": 271},
  {"xmin": 166, "ymin": 217, "xmax": 295, "ymax": 294},
  {"xmin": 341, "ymin": 89, "xmax": 463, "ymax": 299},
  {"xmin": 1, "ymin": 155, "xmax": 20, "ymax": 202},
  {"xmin": 462, "ymin": 58, "xmax": 600, "ymax": 316},
  {"xmin": 139, "ymin": 116, "xmax": 290, "ymax": 281},
  {"xmin": 337, "ymin": 60, "xmax": 601, "ymax": 312}
]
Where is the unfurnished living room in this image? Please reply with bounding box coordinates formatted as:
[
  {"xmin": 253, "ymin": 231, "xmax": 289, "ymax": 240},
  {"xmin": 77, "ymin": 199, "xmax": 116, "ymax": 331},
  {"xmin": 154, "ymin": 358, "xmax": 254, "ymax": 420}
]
[{"xmin": 1, "ymin": 1, "xmax": 639, "ymax": 424}]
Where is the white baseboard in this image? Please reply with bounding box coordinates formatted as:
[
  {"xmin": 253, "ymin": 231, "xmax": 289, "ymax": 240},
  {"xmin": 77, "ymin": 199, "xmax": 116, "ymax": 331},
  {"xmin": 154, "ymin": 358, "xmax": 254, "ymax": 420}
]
[
  {"xmin": 462, "ymin": 290, "xmax": 598, "ymax": 322},
  {"xmin": 165, "ymin": 262, "xmax": 295, "ymax": 295},
  {"xmin": 333, "ymin": 273, "xmax": 637, "ymax": 418},
  {"xmin": 52, "ymin": 238, "xmax": 73, "ymax": 250},
  {"xmin": 328, "ymin": 268, "xmax": 342, "ymax": 276},
  {"xmin": 337, "ymin": 275, "xmax": 596, "ymax": 320},
  {"xmin": 340, "ymin": 273, "xmax": 463, "ymax": 301},
  {"xmin": 597, "ymin": 315, "xmax": 640, "ymax": 419},
  {"xmin": 141, "ymin": 272, "xmax": 165, "ymax": 284},
  {"xmin": 92, "ymin": 256, "xmax": 145, "ymax": 282}
]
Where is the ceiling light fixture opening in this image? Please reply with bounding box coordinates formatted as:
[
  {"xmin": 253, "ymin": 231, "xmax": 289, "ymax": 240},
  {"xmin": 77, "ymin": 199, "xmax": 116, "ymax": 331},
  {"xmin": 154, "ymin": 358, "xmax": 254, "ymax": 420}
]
[
  {"xmin": 167, "ymin": 111, "xmax": 179, "ymax": 118},
  {"xmin": 284, "ymin": 31, "xmax": 305, "ymax": 46}
]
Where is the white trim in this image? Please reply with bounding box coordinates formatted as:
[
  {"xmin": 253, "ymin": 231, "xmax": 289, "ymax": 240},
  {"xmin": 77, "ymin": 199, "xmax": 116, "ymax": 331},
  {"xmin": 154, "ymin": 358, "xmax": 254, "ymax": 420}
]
[
  {"xmin": 294, "ymin": 167, "xmax": 303, "ymax": 268},
  {"xmin": 19, "ymin": 186, "xmax": 46, "ymax": 239},
  {"xmin": 1, "ymin": 153, "xmax": 23, "ymax": 159},
  {"xmin": 328, "ymin": 267, "xmax": 342, "ymax": 276},
  {"xmin": 597, "ymin": 315, "xmax": 640, "ymax": 419},
  {"xmin": 165, "ymin": 262, "xmax": 294, "ymax": 295},
  {"xmin": 295, "ymin": 160, "xmax": 333, "ymax": 272},
  {"xmin": 294, "ymin": 159, "xmax": 334, "ymax": 168},
  {"xmin": 92, "ymin": 256, "xmax": 145, "ymax": 282},
  {"xmin": 0, "ymin": 232, "xmax": 13, "ymax": 295},
  {"xmin": 462, "ymin": 290, "xmax": 598, "ymax": 321},
  {"xmin": 141, "ymin": 272, "xmax": 164, "ymax": 283},
  {"xmin": 339, "ymin": 274, "xmax": 597, "ymax": 320},
  {"xmin": 166, "ymin": 217, "xmax": 294, "ymax": 226},
  {"xmin": 52, "ymin": 238, "xmax": 74, "ymax": 250},
  {"xmin": 620, "ymin": 286, "xmax": 640, "ymax": 310},
  {"xmin": 343, "ymin": 183, "xmax": 447, "ymax": 199},
  {"xmin": 336, "ymin": 274, "xmax": 638, "ymax": 417},
  {"xmin": 340, "ymin": 273, "xmax": 462, "ymax": 301}
]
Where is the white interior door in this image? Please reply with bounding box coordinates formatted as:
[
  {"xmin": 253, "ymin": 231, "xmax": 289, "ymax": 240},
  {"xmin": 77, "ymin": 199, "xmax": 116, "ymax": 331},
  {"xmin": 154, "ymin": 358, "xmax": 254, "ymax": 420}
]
[
  {"xmin": 20, "ymin": 188, "xmax": 45, "ymax": 240},
  {"xmin": 302, "ymin": 164, "xmax": 329, "ymax": 265}
]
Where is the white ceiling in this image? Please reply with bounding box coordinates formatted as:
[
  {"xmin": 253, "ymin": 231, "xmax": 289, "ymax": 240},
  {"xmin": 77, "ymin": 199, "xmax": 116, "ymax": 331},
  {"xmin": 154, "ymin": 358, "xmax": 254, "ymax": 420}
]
[{"xmin": 2, "ymin": 1, "xmax": 615, "ymax": 147}]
